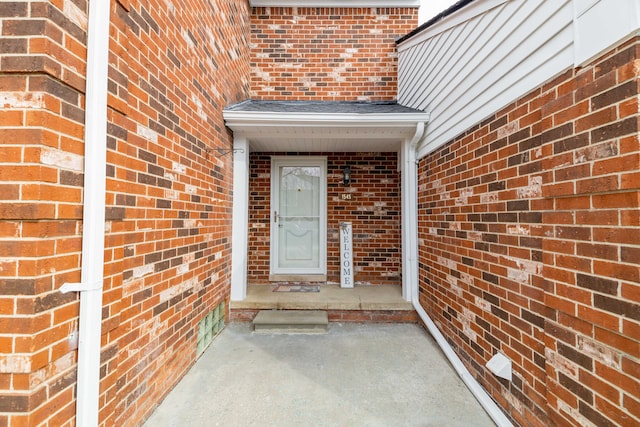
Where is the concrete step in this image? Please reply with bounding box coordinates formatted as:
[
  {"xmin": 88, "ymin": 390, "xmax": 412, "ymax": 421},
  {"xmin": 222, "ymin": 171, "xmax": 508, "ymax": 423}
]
[{"xmin": 253, "ymin": 310, "xmax": 328, "ymax": 334}]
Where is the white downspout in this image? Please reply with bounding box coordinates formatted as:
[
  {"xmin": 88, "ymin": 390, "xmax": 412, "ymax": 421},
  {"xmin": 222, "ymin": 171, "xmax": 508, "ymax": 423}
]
[
  {"xmin": 401, "ymin": 121, "xmax": 425, "ymax": 301},
  {"xmin": 60, "ymin": 0, "xmax": 110, "ymax": 426},
  {"xmin": 406, "ymin": 128, "xmax": 514, "ymax": 427},
  {"xmin": 412, "ymin": 303, "xmax": 514, "ymax": 426}
]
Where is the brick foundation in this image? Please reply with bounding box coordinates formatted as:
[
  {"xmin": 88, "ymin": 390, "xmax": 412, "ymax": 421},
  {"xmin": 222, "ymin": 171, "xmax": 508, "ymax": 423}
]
[{"xmin": 230, "ymin": 308, "xmax": 419, "ymax": 324}]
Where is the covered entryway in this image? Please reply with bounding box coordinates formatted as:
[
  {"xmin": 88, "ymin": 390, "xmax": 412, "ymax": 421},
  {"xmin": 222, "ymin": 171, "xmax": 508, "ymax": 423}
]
[{"xmin": 223, "ymin": 100, "xmax": 429, "ymax": 307}]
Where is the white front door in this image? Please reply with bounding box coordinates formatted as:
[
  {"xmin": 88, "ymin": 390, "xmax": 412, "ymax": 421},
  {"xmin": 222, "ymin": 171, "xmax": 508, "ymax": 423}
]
[{"xmin": 271, "ymin": 157, "xmax": 326, "ymax": 275}]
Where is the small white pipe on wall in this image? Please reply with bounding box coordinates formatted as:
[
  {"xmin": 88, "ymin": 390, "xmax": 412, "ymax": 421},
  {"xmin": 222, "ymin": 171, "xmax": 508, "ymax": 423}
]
[{"xmin": 60, "ymin": 0, "xmax": 111, "ymax": 425}]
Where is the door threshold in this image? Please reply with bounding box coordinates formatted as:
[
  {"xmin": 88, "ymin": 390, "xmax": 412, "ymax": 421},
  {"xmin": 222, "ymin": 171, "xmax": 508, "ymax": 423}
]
[{"xmin": 269, "ymin": 274, "xmax": 327, "ymax": 282}]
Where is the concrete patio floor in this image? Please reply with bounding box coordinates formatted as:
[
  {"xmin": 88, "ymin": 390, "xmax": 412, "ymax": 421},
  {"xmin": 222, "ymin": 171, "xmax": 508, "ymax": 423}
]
[{"xmin": 143, "ymin": 322, "xmax": 496, "ymax": 426}]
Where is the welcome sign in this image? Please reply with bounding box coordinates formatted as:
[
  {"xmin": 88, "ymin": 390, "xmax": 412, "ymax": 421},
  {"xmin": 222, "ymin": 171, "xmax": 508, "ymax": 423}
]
[{"xmin": 339, "ymin": 222, "xmax": 354, "ymax": 288}]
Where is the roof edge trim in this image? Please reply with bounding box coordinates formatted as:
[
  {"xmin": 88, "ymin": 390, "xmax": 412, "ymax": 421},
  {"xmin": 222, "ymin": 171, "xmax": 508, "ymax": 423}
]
[
  {"xmin": 397, "ymin": 0, "xmax": 510, "ymax": 48},
  {"xmin": 223, "ymin": 110, "xmax": 430, "ymax": 128}
]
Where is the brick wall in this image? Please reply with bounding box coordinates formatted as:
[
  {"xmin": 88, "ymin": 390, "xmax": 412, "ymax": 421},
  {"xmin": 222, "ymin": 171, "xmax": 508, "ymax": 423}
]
[
  {"xmin": 0, "ymin": 0, "xmax": 250, "ymax": 425},
  {"xmin": 417, "ymin": 39, "xmax": 639, "ymax": 426},
  {"xmin": 250, "ymin": 7, "xmax": 417, "ymax": 101},
  {"xmin": 0, "ymin": 0, "xmax": 89, "ymax": 425},
  {"xmin": 248, "ymin": 152, "xmax": 401, "ymax": 285}
]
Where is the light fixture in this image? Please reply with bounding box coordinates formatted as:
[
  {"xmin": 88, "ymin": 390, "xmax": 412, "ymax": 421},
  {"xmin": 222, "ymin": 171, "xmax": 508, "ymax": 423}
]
[{"xmin": 342, "ymin": 166, "xmax": 351, "ymax": 186}]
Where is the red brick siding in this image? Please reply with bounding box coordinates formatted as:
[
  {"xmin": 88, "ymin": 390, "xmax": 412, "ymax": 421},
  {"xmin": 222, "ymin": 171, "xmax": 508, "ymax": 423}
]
[
  {"xmin": 0, "ymin": 0, "xmax": 250, "ymax": 426},
  {"xmin": 250, "ymin": 7, "xmax": 418, "ymax": 101},
  {"xmin": 248, "ymin": 153, "xmax": 401, "ymax": 285},
  {"xmin": 417, "ymin": 39, "xmax": 639, "ymax": 427},
  {"xmin": 0, "ymin": 0, "xmax": 89, "ymax": 425}
]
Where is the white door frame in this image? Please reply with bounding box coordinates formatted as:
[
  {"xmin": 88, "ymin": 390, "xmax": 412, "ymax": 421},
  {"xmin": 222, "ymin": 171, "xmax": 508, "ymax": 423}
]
[{"xmin": 270, "ymin": 156, "xmax": 327, "ymax": 277}]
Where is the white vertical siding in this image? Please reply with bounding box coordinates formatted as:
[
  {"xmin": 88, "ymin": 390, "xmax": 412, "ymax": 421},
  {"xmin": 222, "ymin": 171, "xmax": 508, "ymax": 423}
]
[{"xmin": 398, "ymin": 0, "xmax": 640, "ymax": 159}]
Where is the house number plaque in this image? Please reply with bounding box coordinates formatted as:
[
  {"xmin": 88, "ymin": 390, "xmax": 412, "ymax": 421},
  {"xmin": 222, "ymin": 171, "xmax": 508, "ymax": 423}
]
[
  {"xmin": 339, "ymin": 222, "xmax": 354, "ymax": 288},
  {"xmin": 341, "ymin": 193, "xmax": 352, "ymax": 200}
]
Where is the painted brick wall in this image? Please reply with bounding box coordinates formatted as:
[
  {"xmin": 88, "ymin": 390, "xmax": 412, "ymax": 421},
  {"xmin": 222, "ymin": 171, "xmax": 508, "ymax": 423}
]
[
  {"xmin": 250, "ymin": 7, "xmax": 418, "ymax": 101},
  {"xmin": 0, "ymin": 0, "xmax": 250, "ymax": 426},
  {"xmin": 248, "ymin": 153, "xmax": 401, "ymax": 285},
  {"xmin": 417, "ymin": 39, "xmax": 639, "ymax": 427}
]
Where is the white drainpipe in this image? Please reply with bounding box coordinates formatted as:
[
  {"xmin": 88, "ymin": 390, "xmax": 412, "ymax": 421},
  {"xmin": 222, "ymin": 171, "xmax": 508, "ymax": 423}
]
[
  {"xmin": 412, "ymin": 303, "xmax": 514, "ymax": 426},
  {"xmin": 401, "ymin": 122, "xmax": 424, "ymax": 301},
  {"xmin": 60, "ymin": 0, "xmax": 111, "ymax": 426},
  {"xmin": 406, "ymin": 128, "xmax": 514, "ymax": 427}
]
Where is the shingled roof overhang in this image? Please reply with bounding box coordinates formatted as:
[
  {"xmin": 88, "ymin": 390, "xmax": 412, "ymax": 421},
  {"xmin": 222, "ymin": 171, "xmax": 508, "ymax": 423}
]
[{"xmin": 223, "ymin": 100, "xmax": 430, "ymax": 152}]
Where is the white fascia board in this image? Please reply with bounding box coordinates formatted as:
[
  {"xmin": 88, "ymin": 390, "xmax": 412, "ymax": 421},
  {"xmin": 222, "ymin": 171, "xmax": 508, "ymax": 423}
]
[
  {"xmin": 223, "ymin": 111, "xmax": 430, "ymax": 129},
  {"xmin": 398, "ymin": 0, "xmax": 509, "ymax": 52},
  {"xmin": 250, "ymin": 0, "xmax": 420, "ymax": 7}
]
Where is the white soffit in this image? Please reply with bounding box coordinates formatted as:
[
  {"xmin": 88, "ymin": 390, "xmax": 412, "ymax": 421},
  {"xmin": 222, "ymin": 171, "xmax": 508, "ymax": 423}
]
[
  {"xmin": 250, "ymin": 0, "xmax": 420, "ymax": 7},
  {"xmin": 223, "ymin": 110, "xmax": 430, "ymax": 152}
]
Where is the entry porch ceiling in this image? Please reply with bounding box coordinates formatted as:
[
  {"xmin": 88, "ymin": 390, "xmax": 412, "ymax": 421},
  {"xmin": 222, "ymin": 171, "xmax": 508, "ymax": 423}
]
[{"xmin": 223, "ymin": 100, "xmax": 430, "ymax": 152}]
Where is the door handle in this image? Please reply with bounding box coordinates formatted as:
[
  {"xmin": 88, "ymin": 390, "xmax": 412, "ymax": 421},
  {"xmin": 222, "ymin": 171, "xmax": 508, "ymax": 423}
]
[{"xmin": 274, "ymin": 211, "xmax": 278, "ymax": 223}]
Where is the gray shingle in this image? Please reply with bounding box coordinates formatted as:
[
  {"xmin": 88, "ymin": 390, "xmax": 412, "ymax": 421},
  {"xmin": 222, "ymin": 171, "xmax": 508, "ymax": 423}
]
[{"xmin": 224, "ymin": 99, "xmax": 424, "ymax": 115}]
